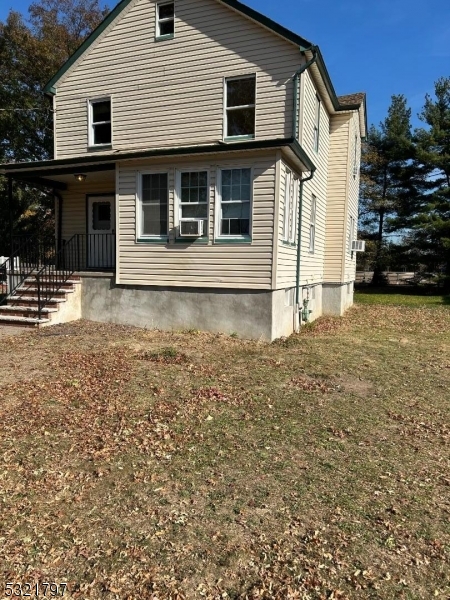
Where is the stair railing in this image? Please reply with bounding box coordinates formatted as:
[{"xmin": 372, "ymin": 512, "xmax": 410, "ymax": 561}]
[
  {"xmin": 0, "ymin": 236, "xmax": 55, "ymax": 307},
  {"xmin": 35, "ymin": 235, "xmax": 79, "ymax": 320}
]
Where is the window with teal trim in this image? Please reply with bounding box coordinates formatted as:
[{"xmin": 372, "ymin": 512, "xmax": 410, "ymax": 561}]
[
  {"xmin": 219, "ymin": 168, "xmax": 251, "ymax": 236},
  {"xmin": 225, "ymin": 76, "xmax": 255, "ymax": 139},
  {"xmin": 179, "ymin": 171, "xmax": 208, "ymax": 238},
  {"xmin": 141, "ymin": 173, "xmax": 168, "ymax": 237}
]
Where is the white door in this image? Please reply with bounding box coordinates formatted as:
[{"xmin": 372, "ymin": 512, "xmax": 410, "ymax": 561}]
[{"xmin": 87, "ymin": 195, "xmax": 115, "ymax": 269}]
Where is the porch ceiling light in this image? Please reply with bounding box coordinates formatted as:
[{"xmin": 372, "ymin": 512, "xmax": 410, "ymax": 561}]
[{"xmin": 74, "ymin": 173, "xmax": 87, "ymax": 182}]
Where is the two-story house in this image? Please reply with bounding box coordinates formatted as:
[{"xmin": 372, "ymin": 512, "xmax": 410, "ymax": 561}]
[{"xmin": 0, "ymin": 0, "xmax": 366, "ymax": 340}]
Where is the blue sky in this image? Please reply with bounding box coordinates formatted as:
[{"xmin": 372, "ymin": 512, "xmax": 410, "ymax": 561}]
[{"xmin": 1, "ymin": 0, "xmax": 449, "ymax": 129}]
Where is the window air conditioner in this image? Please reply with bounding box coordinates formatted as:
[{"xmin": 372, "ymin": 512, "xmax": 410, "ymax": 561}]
[
  {"xmin": 351, "ymin": 240, "xmax": 366, "ymax": 252},
  {"xmin": 180, "ymin": 219, "xmax": 204, "ymax": 237}
]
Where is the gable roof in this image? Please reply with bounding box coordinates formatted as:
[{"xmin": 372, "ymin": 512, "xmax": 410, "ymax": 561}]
[{"xmin": 43, "ymin": 0, "xmax": 366, "ymax": 133}]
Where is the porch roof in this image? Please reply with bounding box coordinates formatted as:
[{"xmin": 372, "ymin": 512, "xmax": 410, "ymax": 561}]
[{"xmin": 0, "ymin": 138, "xmax": 316, "ymax": 190}]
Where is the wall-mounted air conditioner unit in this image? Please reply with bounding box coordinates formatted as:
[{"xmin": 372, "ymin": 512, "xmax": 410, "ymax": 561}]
[
  {"xmin": 179, "ymin": 219, "xmax": 204, "ymax": 237},
  {"xmin": 352, "ymin": 240, "xmax": 366, "ymax": 252}
]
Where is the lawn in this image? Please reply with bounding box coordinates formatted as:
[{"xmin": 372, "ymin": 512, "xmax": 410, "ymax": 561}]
[
  {"xmin": 0, "ymin": 302, "xmax": 449, "ymax": 599},
  {"xmin": 355, "ymin": 286, "xmax": 450, "ymax": 307}
]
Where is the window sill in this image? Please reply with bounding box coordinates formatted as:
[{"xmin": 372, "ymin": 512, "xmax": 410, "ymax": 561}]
[
  {"xmin": 88, "ymin": 144, "xmax": 113, "ymax": 152},
  {"xmin": 175, "ymin": 237, "xmax": 209, "ymax": 245},
  {"xmin": 224, "ymin": 135, "xmax": 255, "ymax": 142},
  {"xmin": 155, "ymin": 33, "xmax": 174, "ymax": 42},
  {"xmin": 136, "ymin": 237, "xmax": 168, "ymax": 244},
  {"xmin": 214, "ymin": 236, "xmax": 252, "ymax": 245},
  {"xmin": 281, "ymin": 241, "xmax": 296, "ymax": 247}
]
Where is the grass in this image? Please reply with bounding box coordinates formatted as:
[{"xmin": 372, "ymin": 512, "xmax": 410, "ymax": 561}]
[
  {"xmin": 355, "ymin": 285, "xmax": 450, "ymax": 307},
  {"xmin": 0, "ymin": 302, "xmax": 449, "ymax": 598}
]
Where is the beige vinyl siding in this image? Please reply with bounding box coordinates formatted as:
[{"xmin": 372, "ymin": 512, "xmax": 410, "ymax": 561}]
[
  {"xmin": 299, "ymin": 70, "xmax": 328, "ymax": 286},
  {"xmin": 54, "ymin": 0, "xmax": 302, "ymax": 158},
  {"xmin": 61, "ymin": 177, "xmax": 115, "ymax": 240},
  {"xmin": 117, "ymin": 152, "xmax": 276, "ymax": 289},
  {"xmin": 344, "ymin": 111, "xmax": 361, "ymax": 282},
  {"xmin": 276, "ymin": 70, "xmax": 329, "ymax": 289},
  {"xmin": 324, "ymin": 113, "xmax": 350, "ymax": 282}
]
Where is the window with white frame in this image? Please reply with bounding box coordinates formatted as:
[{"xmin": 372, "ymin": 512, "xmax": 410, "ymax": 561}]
[
  {"xmin": 218, "ymin": 168, "xmax": 251, "ymax": 236},
  {"xmin": 177, "ymin": 171, "xmax": 208, "ymax": 237},
  {"xmin": 353, "ymin": 134, "xmax": 358, "ymax": 177},
  {"xmin": 348, "ymin": 215, "xmax": 355, "ymax": 254},
  {"xmin": 309, "ymin": 195, "xmax": 317, "ymax": 253},
  {"xmin": 282, "ymin": 169, "xmax": 298, "ymax": 244},
  {"xmin": 89, "ymin": 98, "xmax": 111, "ymax": 146},
  {"xmin": 156, "ymin": 2, "xmax": 174, "ymax": 38},
  {"xmin": 139, "ymin": 173, "xmax": 168, "ymax": 238},
  {"xmin": 313, "ymin": 94, "xmax": 320, "ymax": 152},
  {"xmin": 225, "ymin": 76, "xmax": 256, "ymax": 139}
]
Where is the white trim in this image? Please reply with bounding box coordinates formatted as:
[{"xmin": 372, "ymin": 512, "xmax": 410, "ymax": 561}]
[
  {"xmin": 88, "ymin": 96, "xmax": 112, "ymax": 148},
  {"xmin": 136, "ymin": 169, "xmax": 170, "ymax": 241},
  {"xmin": 309, "ymin": 194, "xmax": 317, "ymax": 253},
  {"xmin": 223, "ymin": 74, "xmax": 256, "ymax": 140},
  {"xmin": 214, "ymin": 166, "xmax": 253, "ymax": 241},
  {"xmin": 156, "ymin": 1, "xmax": 175, "ymax": 39},
  {"xmin": 282, "ymin": 168, "xmax": 291, "ymax": 242},
  {"xmin": 174, "ymin": 168, "xmax": 210, "ymax": 239},
  {"xmin": 53, "ymin": 95, "xmax": 57, "ymax": 159}
]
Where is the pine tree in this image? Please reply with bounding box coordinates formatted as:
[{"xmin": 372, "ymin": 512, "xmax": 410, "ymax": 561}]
[{"xmin": 359, "ymin": 95, "xmax": 417, "ymax": 284}]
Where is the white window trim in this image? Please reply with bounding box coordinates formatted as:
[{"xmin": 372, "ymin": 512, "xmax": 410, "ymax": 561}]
[
  {"xmin": 348, "ymin": 215, "xmax": 355, "ymax": 255},
  {"xmin": 88, "ymin": 96, "xmax": 112, "ymax": 148},
  {"xmin": 215, "ymin": 167, "xmax": 253, "ymax": 241},
  {"xmin": 309, "ymin": 195, "xmax": 317, "ymax": 253},
  {"xmin": 223, "ymin": 74, "xmax": 256, "ymax": 141},
  {"xmin": 136, "ymin": 169, "xmax": 170, "ymax": 241},
  {"xmin": 282, "ymin": 168, "xmax": 292, "ymax": 243},
  {"xmin": 156, "ymin": 1, "xmax": 175, "ymax": 39},
  {"xmin": 174, "ymin": 169, "xmax": 210, "ymax": 239},
  {"xmin": 353, "ymin": 134, "xmax": 359, "ymax": 178},
  {"xmin": 313, "ymin": 94, "xmax": 321, "ymax": 153}
]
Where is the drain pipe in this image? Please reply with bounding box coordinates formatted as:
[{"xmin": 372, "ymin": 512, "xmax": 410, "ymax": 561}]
[
  {"xmin": 292, "ymin": 46, "xmax": 319, "ymax": 139},
  {"xmin": 295, "ymin": 169, "xmax": 315, "ymax": 332}
]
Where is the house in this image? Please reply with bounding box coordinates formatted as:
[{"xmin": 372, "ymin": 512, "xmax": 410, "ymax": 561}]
[{"xmin": 0, "ymin": 0, "xmax": 367, "ymax": 340}]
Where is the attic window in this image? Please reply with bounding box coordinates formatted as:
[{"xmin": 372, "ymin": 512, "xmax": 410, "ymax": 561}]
[
  {"xmin": 88, "ymin": 98, "xmax": 111, "ymax": 147},
  {"xmin": 157, "ymin": 2, "xmax": 175, "ymax": 39}
]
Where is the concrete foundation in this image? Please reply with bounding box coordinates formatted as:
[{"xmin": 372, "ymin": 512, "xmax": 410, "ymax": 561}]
[
  {"xmin": 81, "ymin": 275, "xmax": 275, "ymax": 340},
  {"xmin": 79, "ymin": 277, "xmax": 328, "ymax": 341},
  {"xmin": 322, "ymin": 283, "xmax": 354, "ymax": 316}
]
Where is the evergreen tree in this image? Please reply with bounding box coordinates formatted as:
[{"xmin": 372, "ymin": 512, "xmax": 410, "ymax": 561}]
[
  {"xmin": 359, "ymin": 95, "xmax": 417, "ymax": 284},
  {"xmin": 412, "ymin": 77, "xmax": 450, "ymax": 281}
]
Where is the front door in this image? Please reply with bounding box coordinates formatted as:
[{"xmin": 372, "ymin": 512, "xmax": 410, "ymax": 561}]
[{"xmin": 87, "ymin": 195, "xmax": 115, "ymax": 269}]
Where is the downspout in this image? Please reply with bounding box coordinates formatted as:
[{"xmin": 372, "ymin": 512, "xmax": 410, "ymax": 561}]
[
  {"xmin": 292, "ymin": 46, "xmax": 319, "ymax": 139},
  {"xmin": 295, "ymin": 169, "xmax": 315, "ymax": 332},
  {"xmin": 292, "ymin": 46, "xmax": 318, "ymax": 332}
]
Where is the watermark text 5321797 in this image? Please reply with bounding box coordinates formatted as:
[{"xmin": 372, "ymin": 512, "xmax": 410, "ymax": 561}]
[{"xmin": 5, "ymin": 583, "xmax": 67, "ymax": 597}]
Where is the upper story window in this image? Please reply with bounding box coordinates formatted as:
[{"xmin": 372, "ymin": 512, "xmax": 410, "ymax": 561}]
[
  {"xmin": 309, "ymin": 195, "xmax": 317, "ymax": 253},
  {"xmin": 156, "ymin": 2, "xmax": 175, "ymax": 39},
  {"xmin": 88, "ymin": 98, "xmax": 111, "ymax": 147},
  {"xmin": 217, "ymin": 168, "xmax": 252, "ymax": 238},
  {"xmin": 138, "ymin": 172, "xmax": 168, "ymax": 239},
  {"xmin": 225, "ymin": 76, "xmax": 256, "ymax": 140},
  {"xmin": 313, "ymin": 94, "xmax": 321, "ymax": 152}
]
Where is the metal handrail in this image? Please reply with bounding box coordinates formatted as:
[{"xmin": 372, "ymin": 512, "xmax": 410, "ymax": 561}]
[
  {"xmin": 0, "ymin": 236, "xmax": 54, "ymax": 307},
  {"xmin": 35, "ymin": 235, "xmax": 79, "ymax": 320}
]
